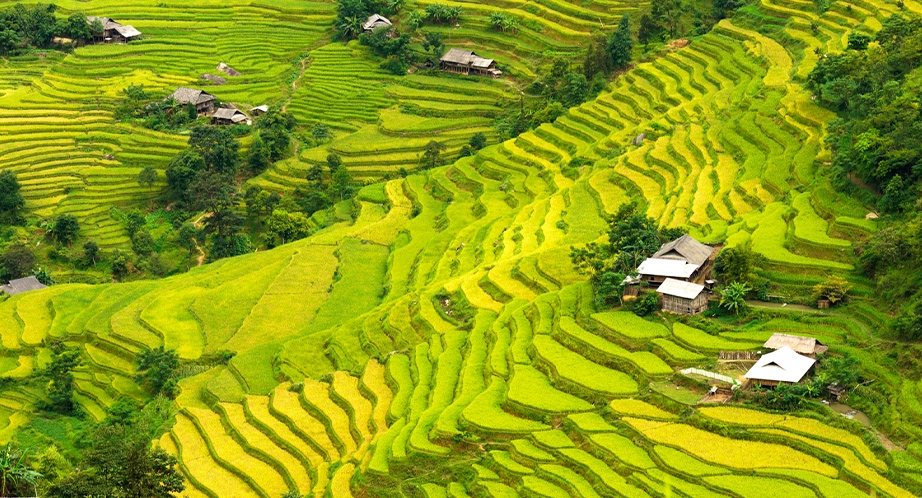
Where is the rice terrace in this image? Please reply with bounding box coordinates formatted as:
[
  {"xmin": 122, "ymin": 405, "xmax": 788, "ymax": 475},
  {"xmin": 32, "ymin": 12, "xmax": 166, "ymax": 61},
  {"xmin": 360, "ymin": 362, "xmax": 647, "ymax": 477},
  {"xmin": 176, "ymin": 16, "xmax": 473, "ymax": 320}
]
[{"xmin": 0, "ymin": 0, "xmax": 921, "ymax": 496}]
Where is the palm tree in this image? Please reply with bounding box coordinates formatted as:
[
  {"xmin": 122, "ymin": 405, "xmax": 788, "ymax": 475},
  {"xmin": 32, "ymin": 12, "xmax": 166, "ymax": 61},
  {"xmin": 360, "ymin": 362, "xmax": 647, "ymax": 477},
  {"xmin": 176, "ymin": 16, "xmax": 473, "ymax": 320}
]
[{"xmin": 0, "ymin": 444, "xmax": 41, "ymax": 497}]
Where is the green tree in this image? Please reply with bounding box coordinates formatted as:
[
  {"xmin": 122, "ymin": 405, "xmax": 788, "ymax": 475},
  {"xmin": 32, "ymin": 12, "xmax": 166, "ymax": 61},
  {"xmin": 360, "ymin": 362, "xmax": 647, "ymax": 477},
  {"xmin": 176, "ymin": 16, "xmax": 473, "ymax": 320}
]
[
  {"xmin": 131, "ymin": 230, "xmax": 155, "ymax": 257},
  {"xmin": 422, "ymin": 140, "xmax": 446, "ymax": 169},
  {"xmin": 719, "ymin": 281, "xmax": 751, "ymax": 315},
  {"xmin": 82, "ymin": 241, "xmax": 99, "ymax": 267},
  {"xmin": 188, "ymin": 126, "xmax": 240, "ymax": 175},
  {"xmin": 421, "ymin": 31, "xmax": 445, "ymax": 57},
  {"xmin": 469, "ymin": 132, "xmax": 487, "ymax": 151},
  {"xmin": 43, "ymin": 343, "xmax": 81, "ymax": 415},
  {"xmin": 0, "ymin": 29, "xmax": 20, "ymax": 56},
  {"xmin": 607, "ymin": 16, "xmax": 633, "ymax": 70},
  {"xmin": 187, "ymin": 170, "xmax": 236, "ymax": 212},
  {"xmin": 265, "ymin": 210, "xmax": 312, "ymax": 246},
  {"xmin": 650, "ymin": 0, "xmax": 684, "ymax": 38},
  {"xmin": 714, "ymin": 244, "xmax": 760, "ymax": 285},
  {"xmin": 0, "ymin": 243, "xmax": 35, "ymax": 281},
  {"xmin": 247, "ymin": 135, "xmax": 270, "ymax": 173},
  {"xmin": 0, "ymin": 171, "xmax": 24, "ymax": 224},
  {"xmin": 137, "ymin": 166, "xmax": 158, "ymax": 191},
  {"xmin": 110, "ymin": 250, "xmax": 131, "ymax": 281},
  {"xmin": 711, "ymin": 0, "xmax": 736, "ymax": 20},
  {"xmin": 326, "ymin": 153, "xmax": 343, "ymax": 173},
  {"xmin": 61, "ymin": 12, "xmax": 92, "ymax": 44},
  {"xmin": 632, "ymin": 290, "xmax": 661, "ymax": 316},
  {"xmin": 312, "ymin": 121, "xmax": 331, "ymax": 142},
  {"xmin": 331, "ymin": 166, "xmax": 355, "ymax": 202},
  {"xmin": 637, "ymin": 14, "xmax": 659, "ymax": 44},
  {"xmin": 165, "ymin": 149, "xmax": 206, "ymax": 202},
  {"xmin": 176, "ymin": 223, "xmax": 200, "ymax": 256},
  {"xmin": 125, "ymin": 209, "xmax": 146, "ymax": 238},
  {"xmin": 812, "ymin": 275, "xmax": 850, "ymax": 305},
  {"xmin": 49, "ymin": 214, "xmax": 79, "ymax": 247},
  {"xmin": 135, "ymin": 346, "xmax": 179, "ymax": 398}
]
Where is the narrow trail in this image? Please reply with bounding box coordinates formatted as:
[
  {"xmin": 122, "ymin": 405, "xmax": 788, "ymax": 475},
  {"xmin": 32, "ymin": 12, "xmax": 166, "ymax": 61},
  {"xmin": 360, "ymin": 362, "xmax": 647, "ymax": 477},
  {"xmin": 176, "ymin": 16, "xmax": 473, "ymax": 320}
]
[
  {"xmin": 282, "ymin": 57, "xmax": 309, "ymax": 113},
  {"xmin": 192, "ymin": 212, "xmax": 210, "ymax": 267}
]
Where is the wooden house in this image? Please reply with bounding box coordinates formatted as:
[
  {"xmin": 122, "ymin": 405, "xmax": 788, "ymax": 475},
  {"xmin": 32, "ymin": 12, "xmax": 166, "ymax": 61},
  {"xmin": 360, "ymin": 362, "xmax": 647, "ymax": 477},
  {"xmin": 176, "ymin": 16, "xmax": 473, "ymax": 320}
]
[
  {"xmin": 167, "ymin": 87, "xmax": 217, "ymax": 114},
  {"xmin": 251, "ymin": 105, "xmax": 269, "ymax": 116},
  {"xmin": 87, "ymin": 16, "xmax": 141, "ymax": 43},
  {"xmin": 363, "ymin": 14, "xmax": 392, "ymax": 31},
  {"xmin": 212, "ymin": 108, "xmax": 249, "ymax": 125},
  {"xmin": 656, "ymin": 278, "xmax": 708, "ymax": 315},
  {"xmin": 439, "ymin": 48, "xmax": 503, "ymax": 78},
  {"xmin": 633, "ymin": 234, "xmax": 717, "ymax": 286},
  {"xmin": 1, "ymin": 276, "xmax": 46, "ymax": 295},
  {"xmin": 762, "ymin": 333, "xmax": 828, "ymax": 357},
  {"xmin": 745, "ymin": 346, "xmax": 816, "ymax": 387}
]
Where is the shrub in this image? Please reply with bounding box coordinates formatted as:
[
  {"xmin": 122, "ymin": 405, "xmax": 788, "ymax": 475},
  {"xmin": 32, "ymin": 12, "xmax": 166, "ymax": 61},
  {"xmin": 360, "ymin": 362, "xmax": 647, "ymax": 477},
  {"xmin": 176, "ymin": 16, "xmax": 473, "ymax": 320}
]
[
  {"xmin": 812, "ymin": 276, "xmax": 850, "ymax": 305},
  {"xmin": 632, "ymin": 290, "xmax": 660, "ymax": 316},
  {"xmin": 719, "ymin": 282, "xmax": 751, "ymax": 315}
]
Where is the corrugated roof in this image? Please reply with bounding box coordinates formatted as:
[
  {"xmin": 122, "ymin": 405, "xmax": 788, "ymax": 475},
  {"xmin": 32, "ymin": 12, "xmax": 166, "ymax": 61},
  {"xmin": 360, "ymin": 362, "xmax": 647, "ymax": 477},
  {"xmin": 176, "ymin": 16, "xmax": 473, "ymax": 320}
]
[
  {"xmin": 363, "ymin": 14, "xmax": 392, "ymax": 30},
  {"xmin": 213, "ymin": 108, "xmax": 244, "ymax": 119},
  {"xmin": 656, "ymin": 278, "xmax": 705, "ymax": 300},
  {"xmin": 87, "ymin": 16, "xmax": 121, "ymax": 30},
  {"xmin": 472, "ymin": 57, "xmax": 495, "ymax": 68},
  {"xmin": 113, "ymin": 24, "xmax": 142, "ymax": 37},
  {"xmin": 169, "ymin": 87, "xmax": 215, "ymax": 105},
  {"xmin": 653, "ymin": 234, "xmax": 715, "ymax": 266},
  {"xmin": 763, "ymin": 333, "xmax": 828, "ymax": 355},
  {"xmin": 745, "ymin": 346, "xmax": 816, "ymax": 384},
  {"xmin": 441, "ymin": 48, "xmax": 474, "ymax": 64},
  {"xmin": 637, "ymin": 258, "xmax": 698, "ymax": 278},
  {"xmin": 1, "ymin": 276, "xmax": 47, "ymax": 295},
  {"xmin": 251, "ymin": 105, "xmax": 269, "ymax": 113}
]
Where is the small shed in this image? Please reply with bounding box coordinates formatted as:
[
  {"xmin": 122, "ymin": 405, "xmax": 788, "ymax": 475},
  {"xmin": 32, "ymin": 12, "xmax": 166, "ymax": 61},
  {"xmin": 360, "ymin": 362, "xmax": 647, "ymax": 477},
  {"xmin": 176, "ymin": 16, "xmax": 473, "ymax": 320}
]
[
  {"xmin": 439, "ymin": 48, "xmax": 502, "ymax": 78},
  {"xmin": 745, "ymin": 346, "xmax": 816, "ymax": 387},
  {"xmin": 201, "ymin": 73, "xmax": 227, "ymax": 85},
  {"xmin": 218, "ymin": 62, "xmax": 241, "ymax": 77},
  {"xmin": 211, "ymin": 108, "xmax": 249, "ymax": 125},
  {"xmin": 363, "ymin": 14, "xmax": 392, "ymax": 31},
  {"xmin": 656, "ymin": 278, "xmax": 708, "ymax": 315},
  {"xmin": 763, "ymin": 333, "xmax": 828, "ymax": 357},
  {"xmin": 87, "ymin": 16, "xmax": 141, "ymax": 43},
  {"xmin": 1, "ymin": 276, "xmax": 46, "ymax": 295},
  {"xmin": 168, "ymin": 87, "xmax": 216, "ymax": 114},
  {"xmin": 112, "ymin": 24, "xmax": 142, "ymax": 42},
  {"xmin": 251, "ymin": 105, "xmax": 269, "ymax": 116}
]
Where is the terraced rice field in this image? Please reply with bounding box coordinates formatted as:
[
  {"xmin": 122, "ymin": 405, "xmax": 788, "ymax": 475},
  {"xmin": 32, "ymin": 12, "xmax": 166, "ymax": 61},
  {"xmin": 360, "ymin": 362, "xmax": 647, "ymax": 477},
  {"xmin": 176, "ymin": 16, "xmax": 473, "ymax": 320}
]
[{"xmin": 0, "ymin": 0, "xmax": 918, "ymax": 495}]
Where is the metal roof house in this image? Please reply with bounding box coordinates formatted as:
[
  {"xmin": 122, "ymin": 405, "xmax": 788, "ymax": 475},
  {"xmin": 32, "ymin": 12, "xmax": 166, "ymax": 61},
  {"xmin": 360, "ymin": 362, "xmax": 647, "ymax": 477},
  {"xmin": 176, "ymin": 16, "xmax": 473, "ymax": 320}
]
[
  {"xmin": 211, "ymin": 108, "xmax": 249, "ymax": 125},
  {"xmin": 363, "ymin": 14, "xmax": 392, "ymax": 31},
  {"xmin": 439, "ymin": 48, "xmax": 502, "ymax": 78},
  {"xmin": 1, "ymin": 276, "xmax": 46, "ymax": 295},
  {"xmin": 763, "ymin": 333, "xmax": 828, "ymax": 357},
  {"xmin": 635, "ymin": 235, "xmax": 717, "ymax": 285},
  {"xmin": 745, "ymin": 346, "xmax": 816, "ymax": 387},
  {"xmin": 656, "ymin": 278, "xmax": 708, "ymax": 315},
  {"xmin": 87, "ymin": 16, "xmax": 142, "ymax": 43},
  {"xmin": 251, "ymin": 105, "xmax": 269, "ymax": 116},
  {"xmin": 167, "ymin": 87, "xmax": 217, "ymax": 114}
]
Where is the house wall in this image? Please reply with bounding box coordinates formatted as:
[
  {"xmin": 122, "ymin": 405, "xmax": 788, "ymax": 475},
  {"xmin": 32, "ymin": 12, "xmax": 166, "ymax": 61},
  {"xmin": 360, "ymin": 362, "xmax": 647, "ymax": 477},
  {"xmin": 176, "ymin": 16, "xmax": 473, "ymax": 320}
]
[{"xmin": 661, "ymin": 293, "xmax": 708, "ymax": 315}]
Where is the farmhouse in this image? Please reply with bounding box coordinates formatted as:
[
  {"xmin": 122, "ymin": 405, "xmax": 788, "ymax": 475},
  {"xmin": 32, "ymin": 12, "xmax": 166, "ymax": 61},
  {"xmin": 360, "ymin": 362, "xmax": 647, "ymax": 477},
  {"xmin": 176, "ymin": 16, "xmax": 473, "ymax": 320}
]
[
  {"xmin": 656, "ymin": 278, "xmax": 709, "ymax": 315},
  {"xmin": 363, "ymin": 14, "xmax": 392, "ymax": 31},
  {"xmin": 211, "ymin": 108, "xmax": 249, "ymax": 125},
  {"xmin": 86, "ymin": 16, "xmax": 142, "ymax": 43},
  {"xmin": 635, "ymin": 234, "xmax": 717, "ymax": 285},
  {"xmin": 744, "ymin": 346, "xmax": 816, "ymax": 387},
  {"xmin": 251, "ymin": 105, "xmax": 269, "ymax": 116},
  {"xmin": 167, "ymin": 87, "xmax": 217, "ymax": 114},
  {"xmin": 439, "ymin": 49, "xmax": 503, "ymax": 78},
  {"xmin": 1, "ymin": 276, "xmax": 46, "ymax": 295},
  {"xmin": 763, "ymin": 333, "xmax": 828, "ymax": 357}
]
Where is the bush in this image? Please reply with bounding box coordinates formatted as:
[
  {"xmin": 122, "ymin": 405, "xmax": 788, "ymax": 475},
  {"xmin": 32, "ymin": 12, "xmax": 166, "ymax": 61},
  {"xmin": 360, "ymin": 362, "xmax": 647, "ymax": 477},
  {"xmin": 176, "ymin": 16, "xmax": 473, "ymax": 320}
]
[
  {"xmin": 0, "ymin": 243, "xmax": 35, "ymax": 280},
  {"xmin": 632, "ymin": 290, "xmax": 660, "ymax": 316},
  {"xmin": 812, "ymin": 276, "xmax": 850, "ymax": 305}
]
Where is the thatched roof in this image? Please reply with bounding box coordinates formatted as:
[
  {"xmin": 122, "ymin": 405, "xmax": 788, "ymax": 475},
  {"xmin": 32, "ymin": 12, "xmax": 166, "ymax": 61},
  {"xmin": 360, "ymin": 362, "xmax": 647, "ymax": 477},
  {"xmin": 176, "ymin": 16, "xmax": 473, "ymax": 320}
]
[
  {"xmin": 656, "ymin": 278, "xmax": 705, "ymax": 300},
  {"xmin": 212, "ymin": 108, "xmax": 248, "ymax": 123},
  {"xmin": 201, "ymin": 74, "xmax": 227, "ymax": 85},
  {"xmin": 1, "ymin": 276, "xmax": 46, "ymax": 295},
  {"xmin": 169, "ymin": 87, "xmax": 216, "ymax": 105},
  {"xmin": 653, "ymin": 234, "xmax": 714, "ymax": 266},
  {"xmin": 745, "ymin": 346, "xmax": 816, "ymax": 384},
  {"xmin": 763, "ymin": 333, "xmax": 828, "ymax": 355},
  {"xmin": 363, "ymin": 14, "xmax": 392, "ymax": 30}
]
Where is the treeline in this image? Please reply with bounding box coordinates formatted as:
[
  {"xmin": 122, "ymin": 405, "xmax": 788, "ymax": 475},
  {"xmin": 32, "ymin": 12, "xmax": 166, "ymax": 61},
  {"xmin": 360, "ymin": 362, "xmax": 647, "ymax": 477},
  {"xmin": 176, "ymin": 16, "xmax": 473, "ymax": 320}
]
[
  {"xmin": 0, "ymin": 3, "xmax": 102, "ymax": 55},
  {"xmin": 807, "ymin": 14, "xmax": 922, "ymax": 340}
]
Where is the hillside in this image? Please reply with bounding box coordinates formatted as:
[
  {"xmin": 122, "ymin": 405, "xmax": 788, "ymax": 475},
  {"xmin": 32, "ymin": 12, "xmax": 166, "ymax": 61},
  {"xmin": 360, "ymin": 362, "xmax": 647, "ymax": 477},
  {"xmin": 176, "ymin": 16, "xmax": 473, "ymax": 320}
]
[{"xmin": 0, "ymin": 0, "xmax": 921, "ymax": 496}]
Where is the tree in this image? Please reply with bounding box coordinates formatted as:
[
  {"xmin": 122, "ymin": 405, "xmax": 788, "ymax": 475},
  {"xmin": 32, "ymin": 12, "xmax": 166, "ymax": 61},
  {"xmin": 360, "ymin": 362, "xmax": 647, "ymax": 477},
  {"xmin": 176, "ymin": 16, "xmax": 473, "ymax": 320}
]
[
  {"xmin": 847, "ymin": 32, "xmax": 871, "ymax": 50},
  {"xmin": 326, "ymin": 153, "xmax": 343, "ymax": 173},
  {"xmin": 0, "ymin": 444, "xmax": 40, "ymax": 498},
  {"xmin": 595, "ymin": 271, "xmax": 626, "ymax": 307},
  {"xmin": 187, "ymin": 170, "xmax": 235, "ymax": 212},
  {"xmin": 135, "ymin": 346, "xmax": 179, "ymax": 398},
  {"xmin": 204, "ymin": 209, "xmax": 249, "ymax": 260},
  {"xmin": 331, "ymin": 166, "xmax": 354, "ymax": 203},
  {"xmin": 562, "ymin": 72, "xmax": 589, "ymax": 107},
  {"xmin": 650, "ymin": 0, "xmax": 684, "ymax": 38},
  {"xmin": 469, "ymin": 132, "xmax": 487, "ymax": 151},
  {"xmin": 607, "ymin": 16, "xmax": 633, "ymax": 70},
  {"xmin": 131, "ymin": 231, "xmax": 155, "ymax": 257},
  {"xmin": 421, "ymin": 31, "xmax": 445, "ymax": 58},
  {"xmin": 188, "ymin": 126, "xmax": 240, "ymax": 175},
  {"xmin": 714, "ymin": 244, "xmax": 760, "ymax": 285},
  {"xmin": 265, "ymin": 210, "xmax": 312, "ymax": 246},
  {"xmin": 0, "ymin": 171, "xmax": 24, "ymax": 224},
  {"xmin": 247, "ymin": 135, "xmax": 270, "ymax": 174},
  {"xmin": 61, "ymin": 12, "xmax": 92, "ymax": 44},
  {"xmin": 177, "ymin": 223, "xmax": 201, "ymax": 256},
  {"xmin": 0, "ymin": 244, "xmax": 34, "ymax": 281},
  {"xmin": 165, "ymin": 149, "xmax": 205, "ymax": 202},
  {"xmin": 812, "ymin": 276, "xmax": 850, "ymax": 305},
  {"xmin": 110, "ymin": 250, "xmax": 131, "ymax": 281},
  {"xmin": 637, "ymin": 14, "xmax": 658, "ymax": 44},
  {"xmin": 711, "ymin": 0, "xmax": 736, "ymax": 20},
  {"xmin": 0, "ymin": 29, "xmax": 20, "ymax": 56},
  {"xmin": 137, "ymin": 166, "xmax": 158, "ymax": 193},
  {"xmin": 422, "ymin": 140, "xmax": 446, "ymax": 169},
  {"xmin": 632, "ymin": 290, "xmax": 660, "ymax": 316},
  {"xmin": 719, "ymin": 281, "xmax": 751, "ymax": 315},
  {"xmin": 125, "ymin": 209, "xmax": 146, "ymax": 238},
  {"xmin": 49, "ymin": 214, "xmax": 79, "ymax": 247},
  {"xmin": 583, "ymin": 32, "xmax": 611, "ymax": 80},
  {"xmin": 43, "ymin": 343, "xmax": 81, "ymax": 415},
  {"xmin": 312, "ymin": 121, "xmax": 330, "ymax": 142},
  {"xmin": 82, "ymin": 241, "xmax": 99, "ymax": 267}
]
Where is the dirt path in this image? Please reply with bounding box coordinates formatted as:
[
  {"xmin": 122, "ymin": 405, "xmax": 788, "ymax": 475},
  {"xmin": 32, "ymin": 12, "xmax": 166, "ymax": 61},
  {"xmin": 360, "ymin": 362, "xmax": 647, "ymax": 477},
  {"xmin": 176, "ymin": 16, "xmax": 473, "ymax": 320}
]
[
  {"xmin": 192, "ymin": 212, "xmax": 210, "ymax": 267},
  {"xmin": 282, "ymin": 57, "xmax": 309, "ymax": 113},
  {"xmin": 746, "ymin": 300, "xmax": 821, "ymax": 313}
]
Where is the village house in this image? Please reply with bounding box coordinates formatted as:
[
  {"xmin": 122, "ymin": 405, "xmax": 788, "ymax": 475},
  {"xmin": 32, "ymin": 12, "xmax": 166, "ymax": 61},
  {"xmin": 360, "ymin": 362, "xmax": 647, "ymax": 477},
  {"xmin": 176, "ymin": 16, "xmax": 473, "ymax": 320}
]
[
  {"xmin": 744, "ymin": 346, "xmax": 816, "ymax": 387},
  {"xmin": 1, "ymin": 276, "xmax": 46, "ymax": 295},
  {"xmin": 87, "ymin": 16, "xmax": 142, "ymax": 43},
  {"xmin": 634, "ymin": 234, "xmax": 717, "ymax": 285},
  {"xmin": 251, "ymin": 105, "xmax": 269, "ymax": 116},
  {"xmin": 211, "ymin": 108, "xmax": 249, "ymax": 125},
  {"xmin": 439, "ymin": 48, "xmax": 503, "ymax": 78},
  {"xmin": 656, "ymin": 278, "xmax": 709, "ymax": 315},
  {"xmin": 167, "ymin": 87, "xmax": 217, "ymax": 114},
  {"xmin": 763, "ymin": 333, "xmax": 828, "ymax": 357},
  {"xmin": 363, "ymin": 14, "xmax": 392, "ymax": 31}
]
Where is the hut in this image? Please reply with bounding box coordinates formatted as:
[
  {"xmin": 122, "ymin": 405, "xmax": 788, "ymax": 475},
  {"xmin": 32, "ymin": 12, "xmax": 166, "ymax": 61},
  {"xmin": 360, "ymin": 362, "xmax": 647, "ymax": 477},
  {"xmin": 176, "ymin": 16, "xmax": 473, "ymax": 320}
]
[
  {"xmin": 218, "ymin": 62, "xmax": 241, "ymax": 77},
  {"xmin": 87, "ymin": 16, "xmax": 141, "ymax": 43},
  {"xmin": 745, "ymin": 346, "xmax": 816, "ymax": 387},
  {"xmin": 1, "ymin": 276, "xmax": 46, "ymax": 295},
  {"xmin": 762, "ymin": 333, "xmax": 828, "ymax": 357},
  {"xmin": 439, "ymin": 48, "xmax": 503, "ymax": 78},
  {"xmin": 167, "ymin": 87, "xmax": 216, "ymax": 114},
  {"xmin": 656, "ymin": 278, "xmax": 708, "ymax": 315},
  {"xmin": 633, "ymin": 235, "xmax": 716, "ymax": 286},
  {"xmin": 251, "ymin": 105, "xmax": 269, "ymax": 116},
  {"xmin": 363, "ymin": 14, "xmax": 392, "ymax": 31},
  {"xmin": 211, "ymin": 108, "xmax": 249, "ymax": 125}
]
